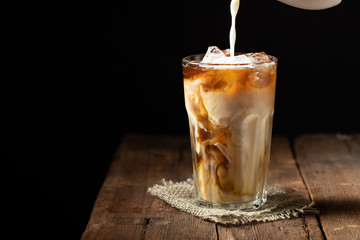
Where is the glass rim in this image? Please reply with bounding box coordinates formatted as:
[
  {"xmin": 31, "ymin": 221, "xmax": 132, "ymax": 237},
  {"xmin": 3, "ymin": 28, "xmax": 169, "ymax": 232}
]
[{"xmin": 182, "ymin": 53, "xmax": 278, "ymax": 68}]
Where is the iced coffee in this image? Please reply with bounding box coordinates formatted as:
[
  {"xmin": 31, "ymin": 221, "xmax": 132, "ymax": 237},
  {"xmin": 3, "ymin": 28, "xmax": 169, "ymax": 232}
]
[{"xmin": 182, "ymin": 46, "xmax": 277, "ymax": 209}]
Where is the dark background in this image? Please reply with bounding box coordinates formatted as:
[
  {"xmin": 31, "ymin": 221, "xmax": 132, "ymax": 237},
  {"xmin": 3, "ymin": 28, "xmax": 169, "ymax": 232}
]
[{"xmin": 15, "ymin": 0, "xmax": 359, "ymax": 239}]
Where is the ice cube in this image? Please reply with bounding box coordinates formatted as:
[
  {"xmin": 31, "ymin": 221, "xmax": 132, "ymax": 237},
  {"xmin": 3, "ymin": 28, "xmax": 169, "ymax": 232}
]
[
  {"xmin": 230, "ymin": 54, "xmax": 252, "ymax": 64},
  {"xmin": 246, "ymin": 52, "xmax": 271, "ymax": 63},
  {"xmin": 249, "ymin": 62, "xmax": 276, "ymax": 88},
  {"xmin": 250, "ymin": 65, "xmax": 270, "ymax": 88},
  {"xmin": 246, "ymin": 52, "xmax": 274, "ymax": 88},
  {"xmin": 211, "ymin": 54, "xmax": 252, "ymax": 65},
  {"xmin": 223, "ymin": 48, "xmax": 231, "ymax": 57},
  {"xmin": 202, "ymin": 46, "xmax": 254, "ymax": 65},
  {"xmin": 201, "ymin": 46, "xmax": 227, "ymax": 63}
]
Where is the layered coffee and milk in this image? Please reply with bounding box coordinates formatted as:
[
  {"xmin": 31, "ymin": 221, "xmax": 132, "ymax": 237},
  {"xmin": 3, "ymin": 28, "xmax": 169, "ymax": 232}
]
[
  {"xmin": 183, "ymin": 47, "xmax": 277, "ymax": 204},
  {"xmin": 182, "ymin": 0, "xmax": 277, "ymax": 208}
]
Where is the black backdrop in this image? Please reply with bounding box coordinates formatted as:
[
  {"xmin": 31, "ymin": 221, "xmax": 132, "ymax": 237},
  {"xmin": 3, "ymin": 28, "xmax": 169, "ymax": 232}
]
[{"xmin": 16, "ymin": 0, "xmax": 359, "ymax": 238}]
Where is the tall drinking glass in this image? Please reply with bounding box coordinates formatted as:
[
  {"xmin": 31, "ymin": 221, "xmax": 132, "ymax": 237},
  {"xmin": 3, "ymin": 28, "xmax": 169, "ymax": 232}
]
[{"xmin": 182, "ymin": 53, "xmax": 277, "ymax": 210}]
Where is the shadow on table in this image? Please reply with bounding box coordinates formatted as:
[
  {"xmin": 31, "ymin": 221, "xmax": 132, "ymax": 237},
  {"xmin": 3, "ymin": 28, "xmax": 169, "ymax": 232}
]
[{"xmin": 314, "ymin": 198, "xmax": 360, "ymax": 216}]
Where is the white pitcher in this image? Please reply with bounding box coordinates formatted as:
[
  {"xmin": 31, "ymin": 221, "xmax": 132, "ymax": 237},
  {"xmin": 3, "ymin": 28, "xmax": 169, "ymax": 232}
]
[{"xmin": 278, "ymin": 0, "xmax": 342, "ymax": 10}]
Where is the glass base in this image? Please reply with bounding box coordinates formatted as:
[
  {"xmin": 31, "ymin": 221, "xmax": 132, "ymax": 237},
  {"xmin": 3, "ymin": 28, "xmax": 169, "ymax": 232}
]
[{"xmin": 195, "ymin": 192, "xmax": 267, "ymax": 211}]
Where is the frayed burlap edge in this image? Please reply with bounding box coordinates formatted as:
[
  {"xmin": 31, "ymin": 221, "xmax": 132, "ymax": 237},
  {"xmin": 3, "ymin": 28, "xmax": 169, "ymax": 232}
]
[{"xmin": 148, "ymin": 179, "xmax": 318, "ymax": 225}]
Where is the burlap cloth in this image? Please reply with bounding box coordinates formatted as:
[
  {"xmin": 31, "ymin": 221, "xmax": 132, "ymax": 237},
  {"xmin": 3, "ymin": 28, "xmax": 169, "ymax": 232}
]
[{"xmin": 148, "ymin": 179, "xmax": 318, "ymax": 225}]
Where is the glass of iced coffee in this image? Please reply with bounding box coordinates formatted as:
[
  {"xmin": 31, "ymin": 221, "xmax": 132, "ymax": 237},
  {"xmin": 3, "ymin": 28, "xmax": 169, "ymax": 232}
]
[{"xmin": 182, "ymin": 47, "xmax": 277, "ymax": 210}]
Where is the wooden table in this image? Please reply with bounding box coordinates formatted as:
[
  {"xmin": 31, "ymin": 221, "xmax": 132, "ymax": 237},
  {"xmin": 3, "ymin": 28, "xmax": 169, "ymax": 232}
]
[{"xmin": 81, "ymin": 134, "xmax": 360, "ymax": 240}]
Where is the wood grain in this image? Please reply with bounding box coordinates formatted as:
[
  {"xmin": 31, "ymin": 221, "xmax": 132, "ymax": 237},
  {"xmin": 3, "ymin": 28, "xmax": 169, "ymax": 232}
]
[
  {"xmin": 81, "ymin": 134, "xmax": 217, "ymax": 240},
  {"xmin": 82, "ymin": 134, "xmax": 360, "ymax": 240},
  {"xmin": 295, "ymin": 134, "xmax": 360, "ymax": 240}
]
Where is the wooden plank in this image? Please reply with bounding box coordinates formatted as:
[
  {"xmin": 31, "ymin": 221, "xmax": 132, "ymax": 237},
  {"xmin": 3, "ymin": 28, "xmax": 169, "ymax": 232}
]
[
  {"xmin": 295, "ymin": 134, "xmax": 360, "ymax": 240},
  {"xmin": 143, "ymin": 142, "xmax": 217, "ymax": 240},
  {"xmin": 217, "ymin": 136, "xmax": 324, "ymax": 240},
  {"xmin": 82, "ymin": 134, "xmax": 327, "ymax": 240},
  {"xmin": 81, "ymin": 134, "xmax": 217, "ymax": 240}
]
